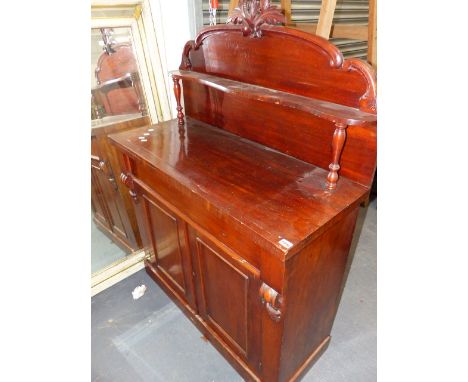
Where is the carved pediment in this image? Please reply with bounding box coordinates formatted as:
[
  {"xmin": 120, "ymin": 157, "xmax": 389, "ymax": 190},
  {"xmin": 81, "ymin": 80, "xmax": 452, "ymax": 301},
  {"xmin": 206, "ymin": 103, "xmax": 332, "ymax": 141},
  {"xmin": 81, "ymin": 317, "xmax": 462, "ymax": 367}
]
[{"xmin": 227, "ymin": 0, "xmax": 285, "ymax": 38}]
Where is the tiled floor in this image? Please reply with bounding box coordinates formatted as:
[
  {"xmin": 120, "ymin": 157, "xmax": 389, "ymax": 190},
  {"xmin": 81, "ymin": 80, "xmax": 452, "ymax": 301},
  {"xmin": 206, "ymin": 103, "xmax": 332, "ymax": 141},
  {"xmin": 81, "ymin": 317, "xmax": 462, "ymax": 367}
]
[{"xmin": 92, "ymin": 200, "xmax": 376, "ymax": 381}]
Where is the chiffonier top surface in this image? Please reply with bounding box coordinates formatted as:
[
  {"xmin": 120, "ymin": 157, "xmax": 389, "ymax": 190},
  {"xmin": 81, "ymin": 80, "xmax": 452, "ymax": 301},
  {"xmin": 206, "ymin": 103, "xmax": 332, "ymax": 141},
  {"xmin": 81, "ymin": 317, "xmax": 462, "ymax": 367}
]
[{"xmin": 109, "ymin": 117, "xmax": 368, "ymax": 256}]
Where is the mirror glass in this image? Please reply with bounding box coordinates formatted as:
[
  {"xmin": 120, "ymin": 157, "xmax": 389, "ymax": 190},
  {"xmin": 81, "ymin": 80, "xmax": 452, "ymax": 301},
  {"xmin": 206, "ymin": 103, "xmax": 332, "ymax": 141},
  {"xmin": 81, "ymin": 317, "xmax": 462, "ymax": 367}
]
[
  {"xmin": 91, "ymin": 25, "xmax": 148, "ymax": 278},
  {"xmin": 91, "ymin": 27, "xmax": 147, "ymax": 125}
]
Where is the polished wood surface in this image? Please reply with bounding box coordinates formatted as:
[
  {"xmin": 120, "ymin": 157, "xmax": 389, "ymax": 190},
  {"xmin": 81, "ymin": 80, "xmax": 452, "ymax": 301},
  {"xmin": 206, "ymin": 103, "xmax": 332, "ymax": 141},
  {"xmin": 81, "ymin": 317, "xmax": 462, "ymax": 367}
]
[
  {"xmin": 172, "ymin": 70, "xmax": 377, "ymax": 125},
  {"xmin": 181, "ymin": 25, "xmax": 376, "ymax": 112},
  {"xmin": 179, "ymin": 25, "xmax": 376, "ymax": 188},
  {"xmin": 110, "ymin": 17, "xmax": 376, "ymax": 381},
  {"xmin": 280, "ymin": 208, "xmax": 359, "ymax": 381},
  {"xmin": 91, "ymin": 115, "xmax": 150, "ymax": 252},
  {"xmin": 110, "ymin": 118, "xmax": 368, "ymax": 258}
]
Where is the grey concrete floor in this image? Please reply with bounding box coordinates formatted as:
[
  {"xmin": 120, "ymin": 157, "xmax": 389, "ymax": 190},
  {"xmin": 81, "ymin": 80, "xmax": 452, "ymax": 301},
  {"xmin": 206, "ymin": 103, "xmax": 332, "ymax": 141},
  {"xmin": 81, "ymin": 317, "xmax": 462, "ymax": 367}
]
[
  {"xmin": 91, "ymin": 220, "xmax": 128, "ymax": 274},
  {"xmin": 91, "ymin": 200, "xmax": 376, "ymax": 381}
]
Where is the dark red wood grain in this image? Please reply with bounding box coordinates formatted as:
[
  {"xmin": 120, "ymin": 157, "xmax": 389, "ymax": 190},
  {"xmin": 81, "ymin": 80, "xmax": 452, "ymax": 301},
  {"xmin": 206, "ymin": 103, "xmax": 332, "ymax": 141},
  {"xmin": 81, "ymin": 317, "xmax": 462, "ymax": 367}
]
[
  {"xmin": 179, "ymin": 26, "xmax": 376, "ymax": 187},
  {"xmin": 109, "ymin": 118, "xmax": 369, "ymax": 259},
  {"xmin": 109, "ymin": 21, "xmax": 376, "ymax": 382}
]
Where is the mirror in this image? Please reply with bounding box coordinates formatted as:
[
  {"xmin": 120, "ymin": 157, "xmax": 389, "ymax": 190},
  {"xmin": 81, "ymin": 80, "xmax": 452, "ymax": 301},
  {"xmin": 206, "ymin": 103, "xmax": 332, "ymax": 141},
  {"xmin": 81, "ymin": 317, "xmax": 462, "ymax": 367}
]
[
  {"xmin": 91, "ymin": 27, "xmax": 147, "ymax": 124},
  {"xmin": 91, "ymin": 25, "xmax": 149, "ymax": 281}
]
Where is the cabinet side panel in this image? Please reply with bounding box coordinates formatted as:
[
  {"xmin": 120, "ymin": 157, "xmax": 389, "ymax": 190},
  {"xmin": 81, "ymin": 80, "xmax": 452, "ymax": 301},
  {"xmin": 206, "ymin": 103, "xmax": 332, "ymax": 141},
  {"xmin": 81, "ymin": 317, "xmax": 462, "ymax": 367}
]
[{"xmin": 279, "ymin": 207, "xmax": 359, "ymax": 381}]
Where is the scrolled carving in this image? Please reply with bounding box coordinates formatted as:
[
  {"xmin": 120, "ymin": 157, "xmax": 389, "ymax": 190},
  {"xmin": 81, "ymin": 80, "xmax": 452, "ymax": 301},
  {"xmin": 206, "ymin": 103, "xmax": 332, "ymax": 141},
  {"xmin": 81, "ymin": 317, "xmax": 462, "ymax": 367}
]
[
  {"xmin": 343, "ymin": 59, "xmax": 377, "ymax": 113},
  {"xmin": 180, "ymin": 41, "xmax": 195, "ymax": 70},
  {"xmin": 259, "ymin": 282, "xmax": 284, "ymax": 322},
  {"xmin": 120, "ymin": 172, "xmax": 138, "ymax": 202},
  {"xmin": 227, "ymin": 0, "xmax": 285, "ymax": 38}
]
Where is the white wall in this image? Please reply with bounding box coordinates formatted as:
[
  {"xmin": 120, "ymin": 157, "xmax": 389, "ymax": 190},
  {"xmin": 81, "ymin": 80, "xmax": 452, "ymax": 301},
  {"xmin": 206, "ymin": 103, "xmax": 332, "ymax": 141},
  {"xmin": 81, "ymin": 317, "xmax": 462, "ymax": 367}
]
[{"xmin": 150, "ymin": 0, "xmax": 195, "ymax": 117}]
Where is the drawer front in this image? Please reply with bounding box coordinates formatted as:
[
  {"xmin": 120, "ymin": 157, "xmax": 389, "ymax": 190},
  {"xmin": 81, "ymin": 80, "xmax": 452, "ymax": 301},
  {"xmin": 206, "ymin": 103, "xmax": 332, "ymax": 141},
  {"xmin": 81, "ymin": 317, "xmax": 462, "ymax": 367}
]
[
  {"xmin": 139, "ymin": 190, "xmax": 196, "ymax": 310},
  {"xmin": 189, "ymin": 228, "xmax": 263, "ymax": 373}
]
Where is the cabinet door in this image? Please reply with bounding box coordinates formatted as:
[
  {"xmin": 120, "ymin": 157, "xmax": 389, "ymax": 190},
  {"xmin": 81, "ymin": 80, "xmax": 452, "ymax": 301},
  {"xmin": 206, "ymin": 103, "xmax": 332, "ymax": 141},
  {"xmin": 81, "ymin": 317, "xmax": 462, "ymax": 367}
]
[
  {"xmin": 140, "ymin": 192, "xmax": 196, "ymax": 310},
  {"xmin": 91, "ymin": 155, "xmax": 129, "ymax": 244},
  {"xmin": 91, "ymin": 156, "xmax": 112, "ymax": 230},
  {"xmin": 189, "ymin": 229, "xmax": 262, "ymax": 372}
]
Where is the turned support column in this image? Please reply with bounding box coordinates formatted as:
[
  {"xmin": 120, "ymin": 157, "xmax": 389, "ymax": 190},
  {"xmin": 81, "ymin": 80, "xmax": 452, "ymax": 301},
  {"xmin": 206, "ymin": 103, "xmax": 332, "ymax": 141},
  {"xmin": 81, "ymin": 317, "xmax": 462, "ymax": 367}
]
[
  {"xmin": 326, "ymin": 122, "xmax": 348, "ymax": 190},
  {"xmin": 172, "ymin": 75, "xmax": 185, "ymax": 125}
]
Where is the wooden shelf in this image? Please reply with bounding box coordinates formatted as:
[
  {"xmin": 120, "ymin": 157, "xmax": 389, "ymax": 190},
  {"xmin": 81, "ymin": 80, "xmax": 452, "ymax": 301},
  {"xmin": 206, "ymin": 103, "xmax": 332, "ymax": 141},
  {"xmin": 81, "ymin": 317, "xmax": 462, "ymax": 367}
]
[{"xmin": 171, "ymin": 70, "xmax": 376, "ymax": 126}]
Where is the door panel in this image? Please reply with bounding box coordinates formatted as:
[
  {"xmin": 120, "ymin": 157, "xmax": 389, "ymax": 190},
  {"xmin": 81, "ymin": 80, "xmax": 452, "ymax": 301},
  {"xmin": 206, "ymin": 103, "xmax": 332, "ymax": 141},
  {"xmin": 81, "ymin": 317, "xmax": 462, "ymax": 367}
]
[
  {"xmin": 145, "ymin": 196, "xmax": 186, "ymax": 291},
  {"xmin": 91, "ymin": 155, "xmax": 129, "ymax": 242},
  {"xmin": 191, "ymin": 231, "xmax": 262, "ymax": 370},
  {"xmin": 197, "ymin": 238, "xmax": 249, "ymax": 354},
  {"xmin": 91, "ymin": 157, "xmax": 111, "ymax": 229},
  {"xmin": 141, "ymin": 192, "xmax": 196, "ymax": 309},
  {"xmin": 98, "ymin": 159, "xmax": 128, "ymax": 240}
]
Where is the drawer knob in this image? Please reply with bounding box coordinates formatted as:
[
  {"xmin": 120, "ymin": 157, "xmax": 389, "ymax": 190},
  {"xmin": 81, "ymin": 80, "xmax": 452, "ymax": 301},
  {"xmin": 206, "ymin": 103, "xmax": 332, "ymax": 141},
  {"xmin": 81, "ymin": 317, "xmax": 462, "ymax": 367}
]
[{"xmin": 120, "ymin": 172, "xmax": 138, "ymax": 202}]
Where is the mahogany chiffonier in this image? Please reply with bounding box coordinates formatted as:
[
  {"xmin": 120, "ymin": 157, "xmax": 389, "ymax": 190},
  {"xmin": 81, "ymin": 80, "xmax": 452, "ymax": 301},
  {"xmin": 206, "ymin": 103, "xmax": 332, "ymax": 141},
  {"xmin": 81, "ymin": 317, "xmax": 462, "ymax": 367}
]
[{"xmin": 109, "ymin": 3, "xmax": 376, "ymax": 380}]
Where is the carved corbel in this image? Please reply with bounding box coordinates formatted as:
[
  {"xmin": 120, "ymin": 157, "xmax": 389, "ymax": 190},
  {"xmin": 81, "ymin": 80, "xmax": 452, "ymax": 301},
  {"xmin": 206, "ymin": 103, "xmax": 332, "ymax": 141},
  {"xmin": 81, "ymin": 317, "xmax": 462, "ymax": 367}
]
[
  {"xmin": 180, "ymin": 41, "xmax": 195, "ymax": 70},
  {"xmin": 259, "ymin": 282, "xmax": 284, "ymax": 322},
  {"xmin": 342, "ymin": 59, "xmax": 377, "ymax": 113},
  {"xmin": 120, "ymin": 172, "xmax": 138, "ymax": 202}
]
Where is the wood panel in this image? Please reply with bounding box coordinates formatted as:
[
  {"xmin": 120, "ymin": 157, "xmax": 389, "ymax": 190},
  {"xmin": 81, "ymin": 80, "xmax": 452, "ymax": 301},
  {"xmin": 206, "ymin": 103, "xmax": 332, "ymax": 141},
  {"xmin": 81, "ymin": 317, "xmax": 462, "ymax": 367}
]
[
  {"xmin": 91, "ymin": 157, "xmax": 112, "ymax": 231},
  {"xmin": 140, "ymin": 192, "xmax": 196, "ymax": 309},
  {"xmin": 173, "ymin": 69, "xmax": 376, "ymax": 125},
  {"xmin": 110, "ymin": 119, "xmax": 369, "ymax": 259},
  {"xmin": 144, "ymin": 196, "xmax": 187, "ymax": 292},
  {"xmin": 280, "ymin": 207, "xmax": 360, "ymax": 381},
  {"xmin": 190, "ymin": 230, "xmax": 262, "ymax": 374},
  {"xmin": 197, "ymin": 238, "xmax": 249, "ymax": 354},
  {"xmin": 182, "ymin": 26, "xmax": 376, "ymax": 111},
  {"xmin": 91, "ymin": 154, "xmax": 130, "ymax": 248},
  {"xmin": 180, "ymin": 25, "xmax": 376, "ymax": 187},
  {"xmin": 184, "ymin": 84, "xmax": 376, "ymax": 188}
]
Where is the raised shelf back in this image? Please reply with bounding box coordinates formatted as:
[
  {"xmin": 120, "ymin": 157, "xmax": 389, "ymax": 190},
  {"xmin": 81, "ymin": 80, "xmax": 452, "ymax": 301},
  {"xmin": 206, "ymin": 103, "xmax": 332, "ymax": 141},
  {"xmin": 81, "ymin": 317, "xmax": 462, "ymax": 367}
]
[{"xmin": 180, "ymin": 25, "xmax": 377, "ymax": 188}]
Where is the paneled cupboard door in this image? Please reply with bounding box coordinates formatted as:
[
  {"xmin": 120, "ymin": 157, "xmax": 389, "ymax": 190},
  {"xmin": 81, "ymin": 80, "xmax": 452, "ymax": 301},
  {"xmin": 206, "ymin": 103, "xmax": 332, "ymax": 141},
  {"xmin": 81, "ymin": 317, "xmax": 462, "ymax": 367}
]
[
  {"xmin": 91, "ymin": 160, "xmax": 111, "ymax": 230},
  {"xmin": 91, "ymin": 155, "xmax": 128, "ymax": 243},
  {"xmin": 188, "ymin": 228, "xmax": 263, "ymax": 373},
  {"xmin": 140, "ymin": 192, "xmax": 197, "ymax": 310}
]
